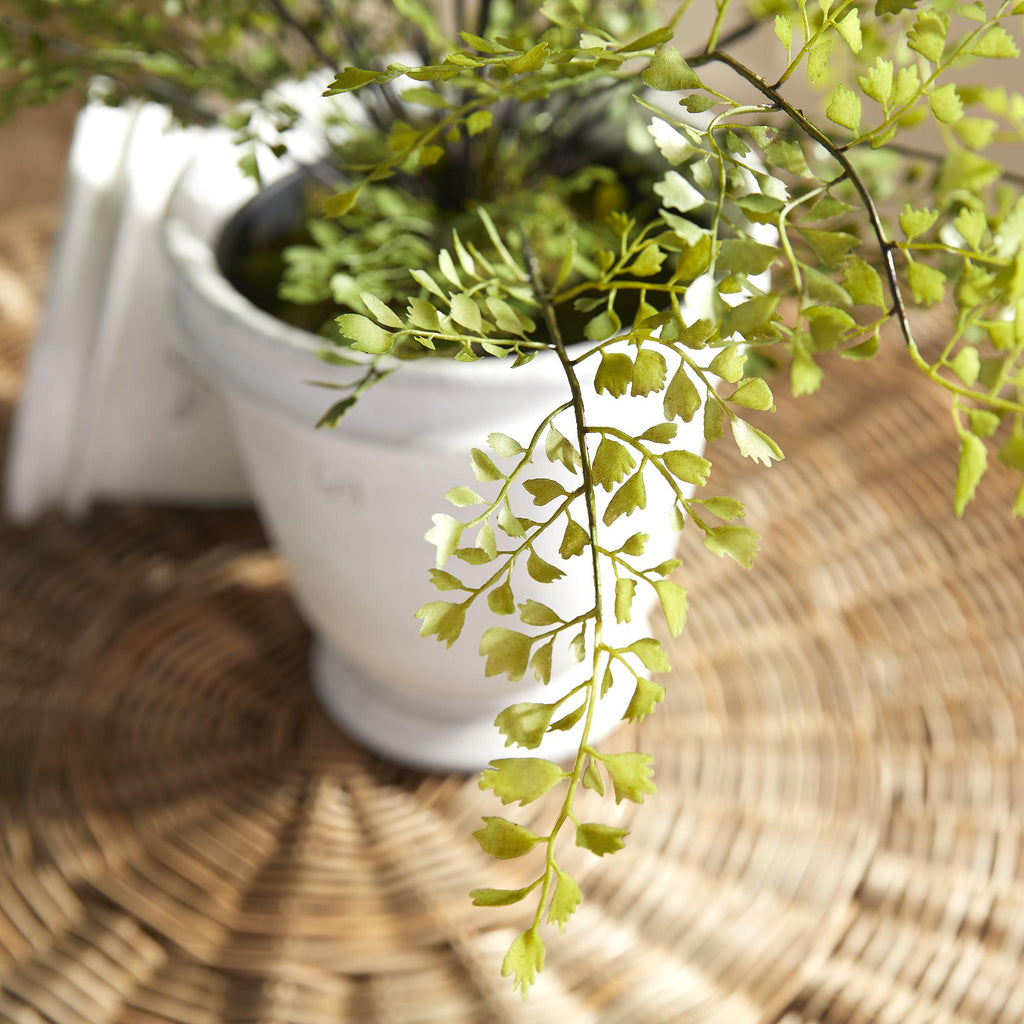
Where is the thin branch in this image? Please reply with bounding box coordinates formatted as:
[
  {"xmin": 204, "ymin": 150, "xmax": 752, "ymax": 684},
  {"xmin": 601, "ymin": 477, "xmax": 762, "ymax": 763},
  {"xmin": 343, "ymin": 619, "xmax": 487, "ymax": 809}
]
[{"xmin": 696, "ymin": 47, "xmax": 916, "ymax": 350}]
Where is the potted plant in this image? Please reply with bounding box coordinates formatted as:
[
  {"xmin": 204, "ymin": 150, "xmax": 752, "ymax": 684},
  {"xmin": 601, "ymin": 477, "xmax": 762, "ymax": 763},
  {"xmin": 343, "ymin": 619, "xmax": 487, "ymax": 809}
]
[{"xmin": 3, "ymin": 0, "xmax": 1023, "ymax": 995}]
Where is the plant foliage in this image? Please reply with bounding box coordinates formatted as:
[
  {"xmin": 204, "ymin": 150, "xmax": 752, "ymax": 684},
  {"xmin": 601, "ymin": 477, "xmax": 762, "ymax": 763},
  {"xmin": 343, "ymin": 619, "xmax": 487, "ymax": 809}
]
[{"xmin": 5, "ymin": 0, "xmax": 1024, "ymax": 997}]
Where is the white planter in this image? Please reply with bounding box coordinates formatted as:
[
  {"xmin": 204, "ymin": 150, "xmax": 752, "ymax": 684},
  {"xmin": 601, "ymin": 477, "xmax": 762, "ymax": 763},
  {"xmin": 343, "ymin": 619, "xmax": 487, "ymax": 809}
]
[{"xmin": 164, "ymin": 145, "xmax": 708, "ymax": 773}]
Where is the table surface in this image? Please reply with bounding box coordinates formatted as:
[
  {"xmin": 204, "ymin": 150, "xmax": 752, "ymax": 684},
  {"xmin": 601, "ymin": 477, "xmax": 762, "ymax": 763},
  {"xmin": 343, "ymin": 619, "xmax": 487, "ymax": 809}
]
[{"xmin": 2, "ymin": 202, "xmax": 1023, "ymax": 1024}]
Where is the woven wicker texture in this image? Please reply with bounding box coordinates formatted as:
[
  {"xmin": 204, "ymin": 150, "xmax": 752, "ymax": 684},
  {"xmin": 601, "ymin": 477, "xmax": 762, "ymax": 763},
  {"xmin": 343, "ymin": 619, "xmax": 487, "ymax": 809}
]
[{"xmin": 1, "ymin": 204, "xmax": 1022, "ymax": 1024}]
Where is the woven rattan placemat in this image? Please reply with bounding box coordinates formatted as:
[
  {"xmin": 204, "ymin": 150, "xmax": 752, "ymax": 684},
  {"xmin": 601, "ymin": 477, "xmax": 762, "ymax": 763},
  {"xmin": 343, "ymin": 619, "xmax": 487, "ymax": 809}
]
[{"xmin": 1, "ymin": 205, "xmax": 1022, "ymax": 1024}]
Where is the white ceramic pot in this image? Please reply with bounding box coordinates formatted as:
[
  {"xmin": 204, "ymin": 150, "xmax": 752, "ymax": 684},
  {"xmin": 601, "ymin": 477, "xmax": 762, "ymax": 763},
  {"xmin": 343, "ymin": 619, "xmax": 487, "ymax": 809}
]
[{"xmin": 164, "ymin": 146, "xmax": 708, "ymax": 773}]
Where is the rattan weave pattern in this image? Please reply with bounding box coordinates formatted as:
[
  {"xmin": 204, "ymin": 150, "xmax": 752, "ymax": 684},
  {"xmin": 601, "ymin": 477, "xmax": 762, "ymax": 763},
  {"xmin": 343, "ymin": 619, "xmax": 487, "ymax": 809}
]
[{"xmin": 1, "ymin": 204, "xmax": 1022, "ymax": 1023}]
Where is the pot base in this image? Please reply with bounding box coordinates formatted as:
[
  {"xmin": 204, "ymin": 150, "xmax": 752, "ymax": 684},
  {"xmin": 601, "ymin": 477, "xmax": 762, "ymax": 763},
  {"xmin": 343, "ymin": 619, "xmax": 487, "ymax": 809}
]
[{"xmin": 310, "ymin": 639, "xmax": 632, "ymax": 774}]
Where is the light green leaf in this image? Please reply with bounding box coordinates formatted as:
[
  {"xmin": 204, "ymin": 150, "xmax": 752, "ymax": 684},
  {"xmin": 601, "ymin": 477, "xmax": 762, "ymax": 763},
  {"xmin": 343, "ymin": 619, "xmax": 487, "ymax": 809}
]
[
  {"xmin": 488, "ymin": 582, "xmax": 516, "ymax": 615},
  {"xmin": 569, "ymin": 630, "xmax": 586, "ymax": 663},
  {"xmin": 428, "ymin": 568, "xmax": 465, "ymax": 592},
  {"xmin": 325, "ymin": 67, "xmax": 381, "ymax": 93},
  {"xmin": 908, "ymin": 261, "xmax": 946, "ymax": 305},
  {"xmin": 640, "ymin": 423, "xmax": 678, "ymax": 444},
  {"xmin": 602, "ymin": 471, "xmax": 647, "ymax": 526},
  {"xmin": 575, "ymin": 822, "xmax": 629, "ymax": 857},
  {"xmin": 527, "ymin": 550, "xmax": 565, "ymax": 583},
  {"xmin": 631, "ymin": 349, "xmax": 668, "ymax": 396},
  {"xmin": 654, "ymin": 171, "xmax": 705, "ymax": 214},
  {"xmin": 653, "ymin": 580, "xmax": 688, "ymax": 636},
  {"xmin": 360, "ymin": 292, "xmax": 405, "ymax": 329},
  {"xmin": 630, "ymin": 244, "xmax": 666, "ymax": 278},
  {"xmin": 764, "ymin": 139, "xmax": 810, "ymax": 176},
  {"xmin": 702, "ymin": 496, "xmax": 745, "ymax": 520},
  {"xmin": 470, "ymin": 884, "xmax": 537, "ymax": 907},
  {"xmin": 949, "ymin": 347, "xmax": 981, "ymax": 386},
  {"xmin": 807, "ymin": 38, "xmax": 833, "ymax": 83},
  {"xmin": 600, "ymin": 751, "xmax": 656, "ymax": 804},
  {"xmin": 642, "ymin": 46, "xmax": 702, "ymax": 90},
  {"xmin": 505, "ymin": 41, "xmax": 549, "ymax": 74},
  {"xmin": 891, "ymin": 64, "xmax": 920, "ymax": 107},
  {"xmin": 798, "ymin": 228, "xmax": 859, "ymax": 267},
  {"xmin": 791, "ymin": 330, "xmax": 824, "ymax": 397},
  {"xmin": 907, "ymin": 9, "xmax": 948, "ymax": 63},
  {"xmin": 730, "ymin": 377, "xmax": 775, "ymax": 412},
  {"xmin": 593, "ymin": 438, "xmax": 636, "ymax": 491},
  {"xmin": 719, "ymin": 238, "xmax": 778, "ymax": 275},
  {"xmin": 549, "ymin": 702, "xmax": 586, "ymax": 732},
  {"xmin": 523, "ymin": 477, "xmax": 566, "ymax": 505},
  {"xmin": 547, "ymin": 871, "xmax": 582, "ymax": 931},
  {"xmin": 626, "ymin": 637, "xmax": 671, "ymax": 672},
  {"xmin": 955, "ymin": 432, "xmax": 987, "ymax": 516},
  {"xmin": 450, "ymin": 293, "xmax": 483, "ymax": 332},
  {"xmin": 426, "ymin": 513, "xmax": 465, "ymax": 567},
  {"xmin": 954, "ymin": 208, "xmax": 988, "ymax": 250},
  {"xmin": 775, "ymin": 13, "xmax": 792, "ymax": 50},
  {"xmin": 466, "ymin": 109, "xmax": 494, "ymax": 135},
  {"xmin": 843, "ymin": 256, "xmax": 886, "ymax": 308},
  {"xmin": 594, "ymin": 352, "xmax": 634, "ymax": 397},
  {"xmin": 930, "ymin": 84, "xmax": 963, "ymax": 124},
  {"xmin": 480, "ymin": 758, "xmax": 567, "ymax": 805},
  {"xmin": 473, "ymin": 816, "xmax": 541, "ymax": 859},
  {"xmin": 836, "ymin": 9, "xmax": 862, "ymax": 53},
  {"xmin": 498, "ymin": 502, "xmax": 526, "ymax": 538},
  {"xmin": 530, "ymin": 640, "xmax": 554, "ymax": 684},
  {"xmin": 708, "ymin": 346, "xmax": 746, "ymax": 383},
  {"xmin": 663, "ymin": 365, "xmax": 702, "ymax": 422},
  {"xmin": 621, "ymin": 532, "xmax": 648, "ymax": 556},
  {"xmin": 415, "ymin": 601, "xmax": 466, "ymax": 647},
  {"xmin": 968, "ymin": 409, "xmax": 1000, "ymax": 438},
  {"xmin": 582, "ymin": 759, "xmax": 605, "ymax": 795},
  {"xmin": 545, "ymin": 425, "xmax": 582, "ymax": 473},
  {"xmin": 501, "ymin": 929, "xmax": 545, "ymax": 998},
  {"xmin": 704, "ymin": 398, "xmax": 724, "ymax": 441},
  {"xmin": 586, "ymin": 309, "xmax": 622, "ymax": 342},
  {"xmin": 969, "ymin": 25, "xmax": 1019, "ymax": 59},
  {"xmin": 446, "ymin": 485, "xmax": 483, "ymax": 507},
  {"xmin": 614, "ymin": 578, "xmax": 636, "ymax": 624},
  {"xmin": 407, "ymin": 296, "xmax": 441, "ymax": 330},
  {"xmin": 730, "ymin": 418, "xmax": 784, "ymax": 466},
  {"xmin": 471, "ymin": 447, "xmax": 504, "ymax": 482},
  {"xmin": 335, "ymin": 313, "xmax": 394, "ymax": 354},
  {"xmin": 826, "ymin": 84, "xmax": 862, "ymax": 133},
  {"xmin": 859, "ymin": 57, "xmax": 894, "ymax": 105},
  {"xmin": 488, "ymin": 432, "xmax": 525, "ymax": 458},
  {"xmin": 624, "ymin": 676, "xmax": 666, "ymax": 722},
  {"xmin": 495, "ymin": 701, "xmax": 554, "ymax": 749},
  {"xmin": 704, "ymin": 524, "xmax": 761, "ymax": 567},
  {"xmin": 479, "ymin": 628, "xmax": 533, "ymax": 681},
  {"xmin": 559, "ymin": 519, "xmax": 589, "ymax": 559},
  {"xmin": 663, "ymin": 449, "xmax": 711, "ymax": 485},
  {"xmin": 519, "ymin": 600, "xmax": 560, "ymax": 626}
]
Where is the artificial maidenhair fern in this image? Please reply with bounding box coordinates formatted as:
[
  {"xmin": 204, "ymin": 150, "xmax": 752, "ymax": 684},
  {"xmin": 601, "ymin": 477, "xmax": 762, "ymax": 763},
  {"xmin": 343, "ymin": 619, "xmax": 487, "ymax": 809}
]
[{"xmin": 320, "ymin": 0, "xmax": 1024, "ymax": 995}]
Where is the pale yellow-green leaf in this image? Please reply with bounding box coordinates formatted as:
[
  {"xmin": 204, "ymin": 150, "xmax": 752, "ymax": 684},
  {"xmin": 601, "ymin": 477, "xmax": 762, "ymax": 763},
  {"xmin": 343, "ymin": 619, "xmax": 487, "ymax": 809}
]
[
  {"xmin": 501, "ymin": 929, "xmax": 545, "ymax": 998},
  {"xmin": 955, "ymin": 432, "xmax": 987, "ymax": 516},
  {"xmin": 930, "ymin": 84, "xmax": 963, "ymax": 124},
  {"xmin": 730, "ymin": 418, "xmax": 784, "ymax": 466},
  {"xmin": 479, "ymin": 628, "xmax": 533, "ymax": 681},
  {"xmin": 703, "ymin": 524, "xmax": 761, "ymax": 567},
  {"xmin": 494, "ymin": 702, "xmax": 555, "ymax": 748},
  {"xmin": 836, "ymin": 9, "xmax": 862, "ymax": 53},
  {"xmin": 575, "ymin": 822, "xmax": 629, "ymax": 856},
  {"xmin": 547, "ymin": 871, "xmax": 582, "ymax": 931},
  {"xmin": 600, "ymin": 751, "xmax": 656, "ymax": 804},
  {"xmin": 908, "ymin": 261, "xmax": 946, "ymax": 305},
  {"xmin": 827, "ymin": 84, "xmax": 861, "ymax": 133},
  {"xmin": 653, "ymin": 580, "xmax": 687, "ymax": 637},
  {"xmin": 642, "ymin": 46, "xmax": 702, "ymax": 90},
  {"xmin": 480, "ymin": 758, "xmax": 567, "ymax": 805}
]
